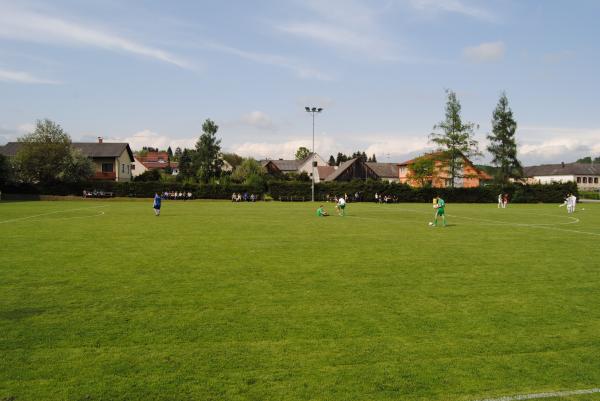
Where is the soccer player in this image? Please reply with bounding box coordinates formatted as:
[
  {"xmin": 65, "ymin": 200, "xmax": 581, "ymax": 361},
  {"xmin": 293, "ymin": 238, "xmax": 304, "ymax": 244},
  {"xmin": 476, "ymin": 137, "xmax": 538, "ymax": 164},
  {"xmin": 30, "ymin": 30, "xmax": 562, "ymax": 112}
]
[
  {"xmin": 336, "ymin": 196, "xmax": 346, "ymax": 216},
  {"xmin": 153, "ymin": 192, "xmax": 161, "ymax": 216},
  {"xmin": 433, "ymin": 195, "xmax": 446, "ymax": 227},
  {"xmin": 569, "ymin": 193, "xmax": 577, "ymax": 213},
  {"xmin": 498, "ymin": 193, "xmax": 502, "ymax": 208},
  {"xmin": 316, "ymin": 205, "xmax": 329, "ymax": 217}
]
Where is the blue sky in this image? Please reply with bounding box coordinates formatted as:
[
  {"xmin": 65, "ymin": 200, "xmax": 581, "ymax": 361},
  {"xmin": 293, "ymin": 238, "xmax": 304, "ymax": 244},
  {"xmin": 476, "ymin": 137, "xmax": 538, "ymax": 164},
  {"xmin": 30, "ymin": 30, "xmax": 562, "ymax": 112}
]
[{"xmin": 1, "ymin": 0, "xmax": 599, "ymax": 165}]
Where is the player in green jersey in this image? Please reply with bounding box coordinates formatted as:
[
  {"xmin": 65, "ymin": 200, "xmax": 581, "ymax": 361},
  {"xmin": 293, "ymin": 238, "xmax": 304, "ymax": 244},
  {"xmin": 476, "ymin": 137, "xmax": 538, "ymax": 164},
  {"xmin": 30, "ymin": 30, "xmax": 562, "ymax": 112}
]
[
  {"xmin": 316, "ymin": 205, "xmax": 329, "ymax": 217},
  {"xmin": 433, "ymin": 195, "xmax": 446, "ymax": 227}
]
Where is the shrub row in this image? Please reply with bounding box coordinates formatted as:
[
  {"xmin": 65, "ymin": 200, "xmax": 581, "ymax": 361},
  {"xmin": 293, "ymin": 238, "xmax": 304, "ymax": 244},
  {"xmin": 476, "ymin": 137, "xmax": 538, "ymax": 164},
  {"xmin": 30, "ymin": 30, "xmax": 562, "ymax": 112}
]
[{"xmin": 2, "ymin": 180, "xmax": 577, "ymax": 203}]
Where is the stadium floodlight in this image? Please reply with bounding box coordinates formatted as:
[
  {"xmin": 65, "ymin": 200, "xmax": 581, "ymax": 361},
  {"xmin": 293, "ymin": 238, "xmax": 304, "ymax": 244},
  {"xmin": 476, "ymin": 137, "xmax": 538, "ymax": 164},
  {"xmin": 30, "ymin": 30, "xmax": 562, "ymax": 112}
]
[{"xmin": 304, "ymin": 106, "xmax": 324, "ymax": 202}]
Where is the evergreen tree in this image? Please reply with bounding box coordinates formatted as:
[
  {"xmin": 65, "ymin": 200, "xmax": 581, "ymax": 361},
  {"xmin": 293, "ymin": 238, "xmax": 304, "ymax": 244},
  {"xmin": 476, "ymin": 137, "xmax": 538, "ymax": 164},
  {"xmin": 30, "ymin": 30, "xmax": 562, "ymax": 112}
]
[
  {"xmin": 368, "ymin": 154, "xmax": 377, "ymax": 163},
  {"xmin": 194, "ymin": 119, "xmax": 223, "ymax": 183},
  {"xmin": 178, "ymin": 149, "xmax": 195, "ymax": 180},
  {"xmin": 336, "ymin": 152, "xmax": 349, "ymax": 165},
  {"xmin": 174, "ymin": 147, "xmax": 182, "ymax": 161},
  {"xmin": 167, "ymin": 146, "xmax": 173, "ymax": 160},
  {"xmin": 328, "ymin": 155, "xmax": 336, "ymax": 166},
  {"xmin": 487, "ymin": 92, "xmax": 522, "ymax": 183},
  {"xmin": 429, "ymin": 90, "xmax": 480, "ymax": 187}
]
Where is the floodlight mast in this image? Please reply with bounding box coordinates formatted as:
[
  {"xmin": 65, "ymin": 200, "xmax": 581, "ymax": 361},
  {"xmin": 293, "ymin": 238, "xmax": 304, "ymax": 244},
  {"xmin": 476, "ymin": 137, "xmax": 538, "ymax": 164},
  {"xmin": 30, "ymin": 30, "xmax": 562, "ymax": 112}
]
[{"xmin": 304, "ymin": 106, "xmax": 323, "ymax": 203}]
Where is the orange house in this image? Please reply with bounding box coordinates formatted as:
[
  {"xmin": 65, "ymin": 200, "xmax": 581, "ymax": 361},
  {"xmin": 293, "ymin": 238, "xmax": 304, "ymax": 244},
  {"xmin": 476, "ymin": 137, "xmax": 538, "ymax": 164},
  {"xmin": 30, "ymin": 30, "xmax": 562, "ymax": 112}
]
[{"xmin": 398, "ymin": 152, "xmax": 491, "ymax": 188}]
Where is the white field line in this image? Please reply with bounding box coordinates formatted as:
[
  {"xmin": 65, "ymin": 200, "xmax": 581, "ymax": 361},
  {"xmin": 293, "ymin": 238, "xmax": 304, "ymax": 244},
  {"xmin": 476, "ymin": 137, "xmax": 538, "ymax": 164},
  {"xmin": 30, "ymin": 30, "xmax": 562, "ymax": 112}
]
[
  {"xmin": 473, "ymin": 387, "xmax": 600, "ymax": 401},
  {"xmin": 362, "ymin": 207, "xmax": 600, "ymax": 237},
  {"xmin": 0, "ymin": 205, "xmax": 108, "ymax": 224}
]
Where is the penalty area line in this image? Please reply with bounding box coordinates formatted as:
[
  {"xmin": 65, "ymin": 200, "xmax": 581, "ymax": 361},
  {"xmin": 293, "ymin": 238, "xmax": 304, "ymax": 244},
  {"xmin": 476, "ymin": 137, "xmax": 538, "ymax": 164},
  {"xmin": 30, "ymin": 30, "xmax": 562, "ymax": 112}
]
[{"xmin": 473, "ymin": 387, "xmax": 600, "ymax": 401}]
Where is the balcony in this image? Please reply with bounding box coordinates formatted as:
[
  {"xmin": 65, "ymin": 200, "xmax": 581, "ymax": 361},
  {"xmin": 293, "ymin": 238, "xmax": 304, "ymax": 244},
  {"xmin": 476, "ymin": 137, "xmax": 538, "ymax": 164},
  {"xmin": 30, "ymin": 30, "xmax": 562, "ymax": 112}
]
[{"xmin": 93, "ymin": 171, "xmax": 116, "ymax": 181}]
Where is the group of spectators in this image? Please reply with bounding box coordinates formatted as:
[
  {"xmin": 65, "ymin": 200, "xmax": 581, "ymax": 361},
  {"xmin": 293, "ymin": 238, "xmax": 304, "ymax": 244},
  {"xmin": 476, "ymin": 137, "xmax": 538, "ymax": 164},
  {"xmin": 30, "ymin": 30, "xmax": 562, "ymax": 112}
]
[
  {"xmin": 232, "ymin": 192, "xmax": 259, "ymax": 202},
  {"xmin": 374, "ymin": 193, "xmax": 399, "ymax": 203},
  {"xmin": 82, "ymin": 190, "xmax": 113, "ymax": 198},
  {"xmin": 163, "ymin": 191, "xmax": 193, "ymax": 200}
]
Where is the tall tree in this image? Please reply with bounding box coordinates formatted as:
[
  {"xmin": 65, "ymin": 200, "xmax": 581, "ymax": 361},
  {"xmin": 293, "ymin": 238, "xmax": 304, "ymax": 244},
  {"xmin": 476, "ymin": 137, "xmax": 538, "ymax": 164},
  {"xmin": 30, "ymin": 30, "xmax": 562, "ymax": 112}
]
[
  {"xmin": 194, "ymin": 119, "xmax": 223, "ymax": 182},
  {"xmin": 429, "ymin": 90, "xmax": 480, "ymax": 187},
  {"xmin": 295, "ymin": 146, "xmax": 311, "ymax": 160},
  {"xmin": 178, "ymin": 149, "xmax": 195, "ymax": 180},
  {"xmin": 368, "ymin": 154, "xmax": 377, "ymax": 163},
  {"xmin": 167, "ymin": 146, "xmax": 173, "ymax": 159},
  {"xmin": 486, "ymin": 92, "xmax": 522, "ymax": 183},
  {"xmin": 15, "ymin": 119, "xmax": 73, "ymax": 183},
  {"xmin": 328, "ymin": 155, "xmax": 336, "ymax": 166}
]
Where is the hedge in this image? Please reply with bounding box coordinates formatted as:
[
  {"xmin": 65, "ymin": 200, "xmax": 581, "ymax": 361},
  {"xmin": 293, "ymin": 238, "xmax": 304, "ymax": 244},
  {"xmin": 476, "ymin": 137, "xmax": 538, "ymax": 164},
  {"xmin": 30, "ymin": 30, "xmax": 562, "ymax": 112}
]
[{"xmin": 1, "ymin": 180, "xmax": 578, "ymax": 203}]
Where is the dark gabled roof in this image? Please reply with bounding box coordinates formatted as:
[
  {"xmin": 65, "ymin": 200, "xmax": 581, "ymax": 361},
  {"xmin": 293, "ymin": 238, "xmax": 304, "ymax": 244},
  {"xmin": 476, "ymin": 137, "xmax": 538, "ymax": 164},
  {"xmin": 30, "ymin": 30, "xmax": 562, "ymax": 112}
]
[
  {"xmin": 365, "ymin": 162, "xmax": 399, "ymax": 178},
  {"xmin": 72, "ymin": 142, "xmax": 134, "ymax": 161},
  {"xmin": 523, "ymin": 163, "xmax": 600, "ymax": 177},
  {"xmin": 325, "ymin": 158, "xmax": 359, "ymax": 181},
  {"xmin": 0, "ymin": 141, "xmax": 134, "ymax": 162},
  {"xmin": 272, "ymin": 159, "xmax": 300, "ymax": 171}
]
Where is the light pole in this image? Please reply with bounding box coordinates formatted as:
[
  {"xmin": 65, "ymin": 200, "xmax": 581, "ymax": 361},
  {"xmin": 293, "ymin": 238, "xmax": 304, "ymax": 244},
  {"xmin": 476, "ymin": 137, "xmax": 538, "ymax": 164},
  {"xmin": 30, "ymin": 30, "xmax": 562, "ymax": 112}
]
[{"xmin": 305, "ymin": 106, "xmax": 323, "ymax": 202}]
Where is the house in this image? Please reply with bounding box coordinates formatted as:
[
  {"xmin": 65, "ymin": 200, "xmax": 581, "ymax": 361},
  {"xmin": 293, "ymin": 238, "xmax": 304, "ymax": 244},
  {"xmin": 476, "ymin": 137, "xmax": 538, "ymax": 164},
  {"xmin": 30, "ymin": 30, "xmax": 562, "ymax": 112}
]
[
  {"xmin": 261, "ymin": 153, "xmax": 328, "ymax": 178},
  {"xmin": 365, "ymin": 162, "xmax": 400, "ymax": 183},
  {"xmin": 133, "ymin": 150, "xmax": 179, "ymax": 176},
  {"xmin": 522, "ymin": 162, "xmax": 600, "ymax": 190},
  {"xmin": 315, "ymin": 165, "xmax": 336, "ymax": 182},
  {"xmin": 398, "ymin": 152, "xmax": 491, "ymax": 188},
  {"xmin": 0, "ymin": 138, "xmax": 134, "ymax": 182},
  {"xmin": 324, "ymin": 158, "xmax": 380, "ymax": 181}
]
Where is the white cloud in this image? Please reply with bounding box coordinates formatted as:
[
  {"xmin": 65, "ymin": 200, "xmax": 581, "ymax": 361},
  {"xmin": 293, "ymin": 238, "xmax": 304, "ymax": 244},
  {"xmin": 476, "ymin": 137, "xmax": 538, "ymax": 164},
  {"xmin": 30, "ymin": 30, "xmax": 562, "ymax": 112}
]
[
  {"xmin": 0, "ymin": 4, "xmax": 191, "ymax": 69},
  {"xmin": 103, "ymin": 129, "xmax": 196, "ymax": 151},
  {"xmin": 409, "ymin": 0, "xmax": 495, "ymax": 21},
  {"xmin": 205, "ymin": 42, "xmax": 331, "ymax": 80},
  {"xmin": 276, "ymin": 0, "xmax": 398, "ymax": 61},
  {"xmin": 240, "ymin": 111, "xmax": 274, "ymax": 130},
  {"xmin": 231, "ymin": 137, "xmax": 338, "ymax": 160},
  {"xmin": 0, "ymin": 67, "xmax": 60, "ymax": 84},
  {"xmin": 516, "ymin": 125, "xmax": 600, "ymax": 164},
  {"xmin": 463, "ymin": 41, "xmax": 505, "ymax": 63},
  {"xmin": 364, "ymin": 137, "xmax": 433, "ymax": 161}
]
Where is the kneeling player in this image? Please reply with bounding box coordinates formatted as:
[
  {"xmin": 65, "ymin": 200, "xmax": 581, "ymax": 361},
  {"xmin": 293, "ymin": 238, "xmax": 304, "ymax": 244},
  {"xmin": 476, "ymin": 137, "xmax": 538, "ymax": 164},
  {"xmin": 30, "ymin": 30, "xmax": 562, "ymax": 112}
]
[{"xmin": 316, "ymin": 205, "xmax": 329, "ymax": 217}]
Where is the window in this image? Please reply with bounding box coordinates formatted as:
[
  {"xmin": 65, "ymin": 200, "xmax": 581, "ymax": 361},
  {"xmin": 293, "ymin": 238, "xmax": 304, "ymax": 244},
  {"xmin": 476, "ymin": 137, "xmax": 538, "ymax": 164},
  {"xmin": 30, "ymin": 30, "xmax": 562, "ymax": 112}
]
[
  {"xmin": 102, "ymin": 163, "xmax": 113, "ymax": 173},
  {"xmin": 589, "ymin": 177, "xmax": 593, "ymax": 183},
  {"xmin": 577, "ymin": 177, "xmax": 581, "ymax": 183},
  {"xmin": 595, "ymin": 177, "xmax": 598, "ymax": 184},
  {"xmin": 583, "ymin": 177, "xmax": 587, "ymax": 183},
  {"xmin": 122, "ymin": 164, "xmax": 125, "ymax": 173}
]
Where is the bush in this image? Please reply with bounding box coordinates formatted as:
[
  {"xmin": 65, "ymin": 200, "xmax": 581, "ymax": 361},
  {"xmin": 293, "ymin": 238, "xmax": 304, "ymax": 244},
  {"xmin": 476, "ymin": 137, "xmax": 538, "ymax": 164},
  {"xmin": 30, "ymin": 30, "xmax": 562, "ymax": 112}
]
[{"xmin": 1, "ymin": 179, "xmax": 578, "ymax": 203}]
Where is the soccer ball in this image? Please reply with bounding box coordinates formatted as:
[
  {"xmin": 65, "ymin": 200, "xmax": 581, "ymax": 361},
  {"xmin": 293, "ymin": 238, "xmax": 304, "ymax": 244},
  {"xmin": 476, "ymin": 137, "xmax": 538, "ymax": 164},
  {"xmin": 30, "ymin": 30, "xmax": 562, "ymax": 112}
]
[{"xmin": 428, "ymin": 222, "xmax": 434, "ymax": 226}]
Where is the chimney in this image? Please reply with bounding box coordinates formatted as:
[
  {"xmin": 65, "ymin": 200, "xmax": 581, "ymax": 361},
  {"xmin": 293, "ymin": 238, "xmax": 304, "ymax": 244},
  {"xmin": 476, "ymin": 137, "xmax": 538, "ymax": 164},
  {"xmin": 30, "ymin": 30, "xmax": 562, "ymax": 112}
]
[
  {"xmin": 561, "ymin": 162, "xmax": 565, "ymax": 168},
  {"xmin": 98, "ymin": 137, "xmax": 103, "ymax": 144}
]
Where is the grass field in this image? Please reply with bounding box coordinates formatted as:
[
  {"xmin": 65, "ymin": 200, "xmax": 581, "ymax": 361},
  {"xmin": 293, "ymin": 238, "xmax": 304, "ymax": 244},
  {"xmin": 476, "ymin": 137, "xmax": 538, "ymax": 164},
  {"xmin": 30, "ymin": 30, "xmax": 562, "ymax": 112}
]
[{"xmin": 1, "ymin": 199, "xmax": 599, "ymax": 401}]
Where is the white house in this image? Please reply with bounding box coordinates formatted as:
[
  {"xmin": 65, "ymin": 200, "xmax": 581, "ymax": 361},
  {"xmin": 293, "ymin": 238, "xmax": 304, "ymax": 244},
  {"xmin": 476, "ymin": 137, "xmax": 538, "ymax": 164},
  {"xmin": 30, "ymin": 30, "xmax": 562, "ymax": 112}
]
[{"xmin": 523, "ymin": 163, "xmax": 600, "ymax": 190}]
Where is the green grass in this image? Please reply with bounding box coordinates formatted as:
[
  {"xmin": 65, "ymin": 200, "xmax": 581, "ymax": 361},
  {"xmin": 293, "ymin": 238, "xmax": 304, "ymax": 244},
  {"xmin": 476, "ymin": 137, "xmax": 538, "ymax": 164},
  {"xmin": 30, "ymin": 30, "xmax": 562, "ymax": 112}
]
[{"xmin": 1, "ymin": 200, "xmax": 599, "ymax": 401}]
